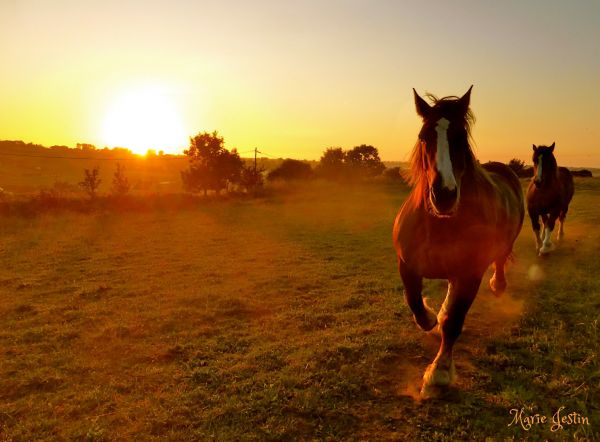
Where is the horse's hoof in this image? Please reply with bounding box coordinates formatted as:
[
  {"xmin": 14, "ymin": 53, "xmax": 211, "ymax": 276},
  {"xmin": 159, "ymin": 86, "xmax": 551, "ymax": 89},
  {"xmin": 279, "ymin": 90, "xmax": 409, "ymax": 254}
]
[
  {"xmin": 414, "ymin": 298, "xmax": 438, "ymax": 331},
  {"xmin": 423, "ymin": 360, "xmax": 455, "ymax": 386},
  {"xmin": 489, "ymin": 276, "xmax": 506, "ymax": 297},
  {"xmin": 539, "ymin": 243, "xmax": 555, "ymax": 256},
  {"xmin": 420, "ymin": 361, "xmax": 455, "ymax": 399},
  {"xmin": 414, "ymin": 312, "xmax": 437, "ymax": 332},
  {"xmin": 420, "ymin": 383, "xmax": 446, "ymax": 399}
]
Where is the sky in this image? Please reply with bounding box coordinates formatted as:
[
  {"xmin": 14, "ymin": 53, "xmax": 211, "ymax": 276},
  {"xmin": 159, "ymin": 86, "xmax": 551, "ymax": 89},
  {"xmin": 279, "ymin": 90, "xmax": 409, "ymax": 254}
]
[{"xmin": 1, "ymin": 0, "xmax": 599, "ymax": 165}]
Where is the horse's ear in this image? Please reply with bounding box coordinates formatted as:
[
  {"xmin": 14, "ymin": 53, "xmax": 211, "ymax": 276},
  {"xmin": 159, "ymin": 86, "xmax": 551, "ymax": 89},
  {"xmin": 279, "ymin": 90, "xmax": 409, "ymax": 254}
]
[
  {"xmin": 532, "ymin": 144, "xmax": 537, "ymax": 152},
  {"xmin": 457, "ymin": 85, "xmax": 473, "ymax": 114},
  {"xmin": 550, "ymin": 142, "xmax": 555, "ymax": 152},
  {"xmin": 413, "ymin": 89, "xmax": 431, "ymax": 119}
]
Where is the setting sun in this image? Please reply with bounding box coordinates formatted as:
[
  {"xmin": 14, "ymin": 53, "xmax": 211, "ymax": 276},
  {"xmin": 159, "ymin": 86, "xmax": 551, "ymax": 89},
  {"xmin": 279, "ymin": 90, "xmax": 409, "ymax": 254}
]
[{"xmin": 101, "ymin": 83, "xmax": 188, "ymax": 155}]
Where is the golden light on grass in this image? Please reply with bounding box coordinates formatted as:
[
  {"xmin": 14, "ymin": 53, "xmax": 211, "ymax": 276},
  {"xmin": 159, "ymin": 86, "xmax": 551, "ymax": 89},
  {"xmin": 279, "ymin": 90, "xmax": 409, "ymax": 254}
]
[{"xmin": 101, "ymin": 82, "xmax": 188, "ymax": 155}]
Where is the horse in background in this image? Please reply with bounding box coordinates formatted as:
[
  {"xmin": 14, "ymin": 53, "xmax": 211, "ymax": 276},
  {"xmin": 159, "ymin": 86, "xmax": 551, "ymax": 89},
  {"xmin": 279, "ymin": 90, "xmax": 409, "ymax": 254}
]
[
  {"xmin": 526, "ymin": 143, "xmax": 574, "ymax": 255},
  {"xmin": 393, "ymin": 86, "xmax": 524, "ymax": 398}
]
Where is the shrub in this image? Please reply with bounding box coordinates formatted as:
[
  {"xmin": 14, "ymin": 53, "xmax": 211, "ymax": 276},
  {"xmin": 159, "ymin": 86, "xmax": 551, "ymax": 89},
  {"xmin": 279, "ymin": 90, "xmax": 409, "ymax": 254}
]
[
  {"xmin": 79, "ymin": 167, "xmax": 101, "ymax": 199},
  {"xmin": 267, "ymin": 159, "xmax": 313, "ymax": 181}
]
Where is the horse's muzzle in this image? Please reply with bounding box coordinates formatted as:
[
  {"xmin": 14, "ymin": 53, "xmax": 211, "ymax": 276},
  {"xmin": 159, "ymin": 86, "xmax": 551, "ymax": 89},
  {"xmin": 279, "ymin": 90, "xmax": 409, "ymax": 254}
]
[{"xmin": 430, "ymin": 185, "xmax": 458, "ymax": 216}]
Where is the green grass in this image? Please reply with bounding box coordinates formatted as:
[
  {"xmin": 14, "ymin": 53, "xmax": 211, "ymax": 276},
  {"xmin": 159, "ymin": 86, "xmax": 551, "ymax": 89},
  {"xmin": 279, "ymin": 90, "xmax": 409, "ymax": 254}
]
[{"xmin": 0, "ymin": 179, "xmax": 598, "ymax": 440}]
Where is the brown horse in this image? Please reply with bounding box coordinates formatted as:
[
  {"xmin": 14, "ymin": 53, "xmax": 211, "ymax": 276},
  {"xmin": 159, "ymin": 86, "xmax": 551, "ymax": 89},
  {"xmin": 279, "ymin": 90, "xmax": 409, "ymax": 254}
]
[
  {"xmin": 526, "ymin": 143, "xmax": 574, "ymax": 255},
  {"xmin": 393, "ymin": 87, "xmax": 524, "ymax": 398}
]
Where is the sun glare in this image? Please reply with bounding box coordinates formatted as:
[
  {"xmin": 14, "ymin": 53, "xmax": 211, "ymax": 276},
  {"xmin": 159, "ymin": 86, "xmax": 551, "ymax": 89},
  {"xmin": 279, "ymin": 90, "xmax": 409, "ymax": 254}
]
[{"xmin": 101, "ymin": 83, "xmax": 188, "ymax": 155}]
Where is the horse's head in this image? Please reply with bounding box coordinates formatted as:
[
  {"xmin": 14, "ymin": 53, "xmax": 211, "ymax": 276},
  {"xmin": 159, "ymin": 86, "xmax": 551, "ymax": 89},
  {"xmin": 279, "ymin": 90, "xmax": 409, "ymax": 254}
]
[
  {"xmin": 412, "ymin": 86, "xmax": 475, "ymax": 217},
  {"xmin": 532, "ymin": 142, "xmax": 557, "ymax": 188}
]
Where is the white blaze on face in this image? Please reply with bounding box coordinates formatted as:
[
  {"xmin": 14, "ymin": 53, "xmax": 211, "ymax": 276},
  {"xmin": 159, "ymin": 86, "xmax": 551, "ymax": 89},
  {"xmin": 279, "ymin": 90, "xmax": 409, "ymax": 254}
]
[
  {"xmin": 536, "ymin": 155, "xmax": 543, "ymax": 182},
  {"xmin": 434, "ymin": 118, "xmax": 456, "ymax": 190}
]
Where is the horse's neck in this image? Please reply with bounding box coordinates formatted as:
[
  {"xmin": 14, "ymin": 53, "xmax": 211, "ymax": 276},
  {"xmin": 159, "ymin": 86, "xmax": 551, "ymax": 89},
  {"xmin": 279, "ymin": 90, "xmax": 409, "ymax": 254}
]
[
  {"xmin": 460, "ymin": 163, "xmax": 493, "ymax": 199},
  {"xmin": 541, "ymin": 166, "xmax": 560, "ymax": 188}
]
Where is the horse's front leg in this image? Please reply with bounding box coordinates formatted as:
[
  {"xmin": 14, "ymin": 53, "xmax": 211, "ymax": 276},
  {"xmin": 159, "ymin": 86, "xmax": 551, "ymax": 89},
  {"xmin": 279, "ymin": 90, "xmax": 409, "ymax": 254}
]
[
  {"xmin": 539, "ymin": 212, "xmax": 558, "ymax": 255},
  {"xmin": 489, "ymin": 258, "xmax": 507, "ymax": 296},
  {"xmin": 421, "ymin": 276, "xmax": 481, "ymax": 398},
  {"xmin": 399, "ymin": 259, "xmax": 437, "ymax": 331},
  {"xmin": 528, "ymin": 208, "xmax": 542, "ymax": 251}
]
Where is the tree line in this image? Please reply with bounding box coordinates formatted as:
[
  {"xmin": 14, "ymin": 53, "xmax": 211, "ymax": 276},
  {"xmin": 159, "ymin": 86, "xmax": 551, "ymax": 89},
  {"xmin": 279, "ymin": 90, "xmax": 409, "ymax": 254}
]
[
  {"xmin": 179, "ymin": 132, "xmax": 393, "ymax": 195},
  {"xmin": 69, "ymin": 131, "xmax": 395, "ymax": 199},
  {"xmin": 7, "ymin": 134, "xmax": 591, "ymax": 203}
]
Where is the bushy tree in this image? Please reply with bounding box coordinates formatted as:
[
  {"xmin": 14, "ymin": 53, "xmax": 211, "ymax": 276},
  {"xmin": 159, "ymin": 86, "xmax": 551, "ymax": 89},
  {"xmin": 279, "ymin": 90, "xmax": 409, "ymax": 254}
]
[
  {"xmin": 316, "ymin": 144, "xmax": 385, "ymax": 181},
  {"xmin": 111, "ymin": 163, "xmax": 130, "ymax": 196},
  {"xmin": 315, "ymin": 147, "xmax": 346, "ymax": 180},
  {"xmin": 181, "ymin": 131, "xmax": 244, "ymax": 195},
  {"xmin": 79, "ymin": 166, "xmax": 101, "ymax": 199},
  {"xmin": 507, "ymin": 158, "xmax": 526, "ymax": 177},
  {"xmin": 345, "ymin": 144, "xmax": 385, "ymax": 178},
  {"xmin": 267, "ymin": 159, "xmax": 313, "ymax": 181}
]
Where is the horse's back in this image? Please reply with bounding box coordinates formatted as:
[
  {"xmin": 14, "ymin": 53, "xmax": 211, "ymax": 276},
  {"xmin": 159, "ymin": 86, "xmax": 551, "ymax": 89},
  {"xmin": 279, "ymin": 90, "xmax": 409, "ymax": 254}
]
[
  {"xmin": 482, "ymin": 162, "xmax": 524, "ymax": 215},
  {"xmin": 558, "ymin": 167, "xmax": 575, "ymax": 208}
]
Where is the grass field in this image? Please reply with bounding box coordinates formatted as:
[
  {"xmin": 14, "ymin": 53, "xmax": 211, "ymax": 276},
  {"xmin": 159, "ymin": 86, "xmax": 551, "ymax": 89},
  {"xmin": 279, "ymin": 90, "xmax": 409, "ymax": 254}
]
[{"xmin": 0, "ymin": 179, "xmax": 598, "ymax": 441}]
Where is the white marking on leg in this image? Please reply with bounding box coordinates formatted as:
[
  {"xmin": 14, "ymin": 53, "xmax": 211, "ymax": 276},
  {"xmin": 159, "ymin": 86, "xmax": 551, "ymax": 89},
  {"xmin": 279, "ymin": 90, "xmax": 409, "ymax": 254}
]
[
  {"xmin": 539, "ymin": 227, "xmax": 554, "ymax": 254},
  {"xmin": 557, "ymin": 220, "xmax": 564, "ymax": 240},
  {"xmin": 434, "ymin": 118, "xmax": 456, "ymax": 190},
  {"xmin": 534, "ymin": 230, "xmax": 542, "ymax": 250},
  {"xmin": 543, "ymin": 227, "xmax": 553, "ymax": 245}
]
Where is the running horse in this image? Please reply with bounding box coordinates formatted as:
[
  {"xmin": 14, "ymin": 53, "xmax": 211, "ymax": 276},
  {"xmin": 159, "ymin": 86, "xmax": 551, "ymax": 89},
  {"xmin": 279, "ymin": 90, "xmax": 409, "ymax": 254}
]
[
  {"xmin": 526, "ymin": 143, "xmax": 574, "ymax": 255},
  {"xmin": 393, "ymin": 86, "xmax": 524, "ymax": 398}
]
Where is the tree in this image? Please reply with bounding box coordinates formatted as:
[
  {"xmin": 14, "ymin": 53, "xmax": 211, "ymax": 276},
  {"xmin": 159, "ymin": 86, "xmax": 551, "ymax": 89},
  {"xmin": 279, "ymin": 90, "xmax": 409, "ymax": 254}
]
[
  {"xmin": 181, "ymin": 131, "xmax": 244, "ymax": 195},
  {"xmin": 507, "ymin": 158, "xmax": 526, "ymax": 177},
  {"xmin": 315, "ymin": 147, "xmax": 346, "ymax": 180},
  {"xmin": 111, "ymin": 163, "xmax": 130, "ymax": 196},
  {"xmin": 316, "ymin": 145, "xmax": 385, "ymax": 181},
  {"xmin": 79, "ymin": 166, "xmax": 101, "ymax": 199},
  {"xmin": 267, "ymin": 159, "xmax": 313, "ymax": 181},
  {"xmin": 345, "ymin": 144, "xmax": 385, "ymax": 178}
]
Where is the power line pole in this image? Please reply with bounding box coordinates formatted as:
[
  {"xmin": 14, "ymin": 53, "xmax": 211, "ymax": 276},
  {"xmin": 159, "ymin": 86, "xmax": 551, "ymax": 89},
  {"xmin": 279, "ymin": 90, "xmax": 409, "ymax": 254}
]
[{"xmin": 254, "ymin": 147, "xmax": 258, "ymax": 174}]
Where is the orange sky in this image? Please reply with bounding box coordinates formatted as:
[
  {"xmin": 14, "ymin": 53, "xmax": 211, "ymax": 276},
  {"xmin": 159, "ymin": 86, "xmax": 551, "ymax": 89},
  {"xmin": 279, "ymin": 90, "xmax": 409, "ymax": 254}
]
[{"xmin": 1, "ymin": 0, "xmax": 599, "ymax": 166}]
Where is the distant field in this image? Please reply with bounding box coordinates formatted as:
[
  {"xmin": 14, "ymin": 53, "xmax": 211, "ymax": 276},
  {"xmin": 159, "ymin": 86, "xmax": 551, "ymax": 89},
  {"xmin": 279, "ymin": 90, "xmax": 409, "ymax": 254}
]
[
  {"xmin": 0, "ymin": 141, "xmax": 288, "ymax": 195},
  {"xmin": 0, "ymin": 179, "xmax": 598, "ymax": 440}
]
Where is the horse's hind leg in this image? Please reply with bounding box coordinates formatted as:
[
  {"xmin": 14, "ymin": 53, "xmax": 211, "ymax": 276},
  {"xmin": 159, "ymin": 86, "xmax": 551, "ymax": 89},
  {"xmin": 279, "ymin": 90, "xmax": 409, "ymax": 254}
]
[
  {"xmin": 489, "ymin": 258, "xmax": 507, "ymax": 296},
  {"xmin": 421, "ymin": 276, "xmax": 481, "ymax": 398},
  {"xmin": 557, "ymin": 208, "xmax": 568, "ymax": 241},
  {"xmin": 399, "ymin": 260, "xmax": 437, "ymax": 331}
]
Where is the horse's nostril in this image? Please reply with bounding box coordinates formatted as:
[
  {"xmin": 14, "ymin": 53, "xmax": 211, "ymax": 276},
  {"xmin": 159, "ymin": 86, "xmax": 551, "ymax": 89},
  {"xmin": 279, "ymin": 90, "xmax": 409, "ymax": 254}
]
[
  {"xmin": 431, "ymin": 186, "xmax": 458, "ymax": 213},
  {"xmin": 433, "ymin": 186, "xmax": 457, "ymax": 200}
]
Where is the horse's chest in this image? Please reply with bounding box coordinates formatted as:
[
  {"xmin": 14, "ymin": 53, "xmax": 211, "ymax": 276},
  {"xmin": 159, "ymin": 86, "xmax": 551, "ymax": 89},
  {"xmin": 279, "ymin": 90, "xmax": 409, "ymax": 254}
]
[
  {"xmin": 402, "ymin": 222, "xmax": 495, "ymax": 277},
  {"xmin": 528, "ymin": 189, "xmax": 561, "ymax": 213}
]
